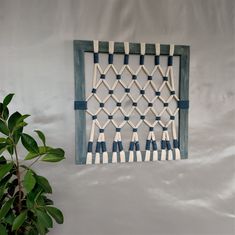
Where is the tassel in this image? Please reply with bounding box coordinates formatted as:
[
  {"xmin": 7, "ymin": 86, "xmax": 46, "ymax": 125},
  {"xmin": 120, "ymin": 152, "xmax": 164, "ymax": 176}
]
[
  {"xmin": 95, "ymin": 152, "xmax": 100, "ymax": 164},
  {"xmin": 174, "ymin": 148, "xmax": 181, "ymax": 160},
  {"xmin": 145, "ymin": 150, "xmax": 150, "ymax": 162},
  {"xmin": 152, "ymin": 150, "xmax": 158, "ymax": 161},
  {"xmin": 102, "ymin": 152, "xmax": 109, "ymax": 164},
  {"xmin": 120, "ymin": 150, "xmax": 126, "ymax": 163},
  {"xmin": 136, "ymin": 151, "xmax": 142, "ymax": 162},
  {"xmin": 129, "ymin": 151, "xmax": 134, "ymax": 162},
  {"xmin": 161, "ymin": 149, "xmax": 166, "ymax": 161},
  {"xmin": 168, "ymin": 149, "xmax": 173, "ymax": 160},
  {"xmin": 112, "ymin": 152, "xmax": 117, "ymax": 163},
  {"xmin": 86, "ymin": 152, "xmax": 92, "ymax": 164}
]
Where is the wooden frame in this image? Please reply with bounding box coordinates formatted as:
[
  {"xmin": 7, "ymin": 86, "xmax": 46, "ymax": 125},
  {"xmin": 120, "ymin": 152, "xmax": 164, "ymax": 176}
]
[{"xmin": 74, "ymin": 40, "xmax": 190, "ymax": 164}]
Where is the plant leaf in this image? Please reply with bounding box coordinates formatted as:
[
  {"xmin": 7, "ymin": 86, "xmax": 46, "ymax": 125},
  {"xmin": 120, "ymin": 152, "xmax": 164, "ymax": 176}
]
[
  {"xmin": 21, "ymin": 133, "xmax": 39, "ymax": 154},
  {"xmin": 3, "ymin": 93, "xmax": 14, "ymax": 107},
  {"xmin": 0, "ymin": 163, "xmax": 13, "ymax": 180},
  {"xmin": 41, "ymin": 148, "xmax": 65, "ymax": 162},
  {"xmin": 48, "ymin": 148, "xmax": 64, "ymax": 157},
  {"xmin": 0, "ymin": 138, "xmax": 6, "ymax": 143},
  {"xmin": 8, "ymin": 112, "xmax": 21, "ymax": 132},
  {"xmin": 0, "ymin": 144, "xmax": 8, "ymax": 155},
  {"xmin": 0, "ymin": 197, "xmax": 14, "ymax": 219},
  {"xmin": 12, "ymin": 210, "xmax": 27, "ymax": 231},
  {"xmin": 46, "ymin": 206, "xmax": 64, "ymax": 224},
  {"xmin": 0, "ymin": 120, "xmax": 9, "ymax": 135},
  {"xmin": 0, "ymin": 224, "xmax": 7, "ymax": 235},
  {"xmin": 0, "ymin": 156, "xmax": 6, "ymax": 165},
  {"xmin": 0, "ymin": 104, "xmax": 9, "ymax": 120},
  {"xmin": 12, "ymin": 127, "xmax": 23, "ymax": 144},
  {"xmin": 4, "ymin": 211, "xmax": 15, "ymax": 225},
  {"xmin": 24, "ymin": 146, "xmax": 50, "ymax": 160},
  {"xmin": 23, "ymin": 170, "xmax": 36, "ymax": 193},
  {"xmin": 41, "ymin": 153, "xmax": 65, "ymax": 162},
  {"xmin": 36, "ymin": 209, "xmax": 53, "ymax": 228},
  {"xmin": 36, "ymin": 175, "xmax": 52, "ymax": 194},
  {"xmin": 34, "ymin": 130, "xmax": 46, "ymax": 146}
]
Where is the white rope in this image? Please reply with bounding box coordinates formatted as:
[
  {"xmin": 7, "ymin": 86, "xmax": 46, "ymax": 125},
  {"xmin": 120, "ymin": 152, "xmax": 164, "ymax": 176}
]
[
  {"xmin": 155, "ymin": 43, "xmax": 160, "ymax": 55},
  {"xmin": 140, "ymin": 43, "xmax": 145, "ymax": 55},
  {"xmin": 109, "ymin": 41, "xmax": 114, "ymax": 54},
  {"xmin": 169, "ymin": 44, "xmax": 174, "ymax": 56},
  {"xmin": 124, "ymin": 42, "xmax": 129, "ymax": 54},
  {"xmin": 93, "ymin": 40, "xmax": 99, "ymax": 53}
]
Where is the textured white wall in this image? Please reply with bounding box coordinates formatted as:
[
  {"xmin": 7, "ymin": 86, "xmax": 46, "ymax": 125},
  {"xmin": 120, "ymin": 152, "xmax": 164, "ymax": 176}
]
[{"xmin": 0, "ymin": 0, "xmax": 234, "ymax": 234}]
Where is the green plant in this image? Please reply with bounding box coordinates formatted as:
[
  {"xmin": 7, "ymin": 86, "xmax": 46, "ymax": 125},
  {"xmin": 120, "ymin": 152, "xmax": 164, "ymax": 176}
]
[{"xmin": 0, "ymin": 94, "xmax": 65, "ymax": 235}]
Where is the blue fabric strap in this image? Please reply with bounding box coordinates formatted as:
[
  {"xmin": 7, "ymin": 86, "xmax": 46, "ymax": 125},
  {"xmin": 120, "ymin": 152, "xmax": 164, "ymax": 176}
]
[
  {"xmin": 173, "ymin": 139, "xmax": 179, "ymax": 148},
  {"xmin": 129, "ymin": 141, "xmax": 134, "ymax": 151},
  {"xmin": 178, "ymin": 100, "xmax": 189, "ymax": 109},
  {"xmin": 155, "ymin": 55, "xmax": 160, "ymax": 65},
  {"xmin": 108, "ymin": 54, "xmax": 113, "ymax": 64},
  {"xmin": 152, "ymin": 141, "xmax": 158, "ymax": 150},
  {"xmin": 118, "ymin": 141, "xmax": 124, "ymax": 151},
  {"xmin": 135, "ymin": 141, "xmax": 140, "ymax": 151},
  {"xmin": 94, "ymin": 53, "xmax": 99, "ymax": 63},
  {"xmin": 95, "ymin": 142, "xmax": 101, "ymax": 153},
  {"xmin": 145, "ymin": 140, "xmax": 151, "ymax": 150},
  {"xmin": 112, "ymin": 141, "xmax": 117, "ymax": 152},
  {"xmin": 140, "ymin": 55, "xmax": 144, "ymax": 65},
  {"xmin": 168, "ymin": 56, "xmax": 173, "ymax": 66},
  {"xmin": 161, "ymin": 140, "xmax": 166, "ymax": 149},
  {"xmin": 74, "ymin": 101, "xmax": 87, "ymax": 110},
  {"xmin": 166, "ymin": 140, "xmax": 171, "ymax": 150},
  {"xmin": 101, "ymin": 142, "xmax": 107, "ymax": 152},
  {"xmin": 87, "ymin": 141, "xmax": 93, "ymax": 152},
  {"xmin": 124, "ymin": 54, "xmax": 129, "ymax": 64}
]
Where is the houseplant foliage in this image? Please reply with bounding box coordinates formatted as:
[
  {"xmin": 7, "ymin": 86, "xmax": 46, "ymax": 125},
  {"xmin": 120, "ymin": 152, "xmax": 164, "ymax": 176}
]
[{"xmin": 0, "ymin": 94, "xmax": 65, "ymax": 235}]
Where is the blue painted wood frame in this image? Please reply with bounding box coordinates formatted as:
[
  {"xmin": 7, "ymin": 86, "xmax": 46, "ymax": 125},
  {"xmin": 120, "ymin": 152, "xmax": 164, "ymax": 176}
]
[{"xmin": 74, "ymin": 40, "xmax": 190, "ymax": 164}]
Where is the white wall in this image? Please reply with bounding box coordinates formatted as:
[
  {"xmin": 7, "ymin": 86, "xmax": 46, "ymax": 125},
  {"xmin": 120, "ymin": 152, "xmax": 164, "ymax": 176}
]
[{"xmin": 0, "ymin": 0, "xmax": 234, "ymax": 234}]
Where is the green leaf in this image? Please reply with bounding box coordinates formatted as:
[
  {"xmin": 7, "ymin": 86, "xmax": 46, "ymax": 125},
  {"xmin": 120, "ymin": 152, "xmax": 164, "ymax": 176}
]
[
  {"xmin": 23, "ymin": 170, "xmax": 36, "ymax": 193},
  {"xmin": 34, "ymin": 130, "xmax": 46, "ymax": 146},
  {"xmin": 12, "ymin": 127, "xmax": 23, "ymax": 144},
  {"xmin": 0, "ymin": 163, "xmax": 13, "ymax": 180},
  {"xmin": 0, "ymin": 143, "xmax": 8, "ymax": 155},
  {"xmin": 24, "ymin": 146, "xmax": 50, "ymax": 160},
  {"xmin": 46, "ymin": 206, "xmax": 64, "ymax": 224},
  {"xmin": 7, "ymin": 145, "xmax": 14, "ymax": 155},
  {"xmin": 41, "ymin": 154, "xmax": 65, "ymax": 162},
  {"xmin": 0, "ymin": 224, "xmax": 7, "ymax": 235},
  {"xmin": 0, "ymin": 138, "xmax": 6, "ymax": 143},
  {"xmin": 21, "ymin": 133, "xmax": 39, "ymax": 154},
  {"xmin": 36, "ymin": 209, "xmax": 53, "ymax": 228},
  {"xmin": 4, "ymin": 211, "xmax": 15, "ymax": 225},
  {"xmin": 8, "ymin": 112, "xmax": 21, "ymax": 132},
  {"xmin": 25, "ymin": 227, "xmax": 38, "ymax": 235},
  {"xmin": 41, "ymin": 148, "xmax": 65, "ymax": 162},
  {"xmin": 35, "ymin": 219, "xmax": 46, "ymax": 235},
  {"xmin": 3, "ymin": 93, "xmax": 14, "ymax": 107},
  {"xmin": 0, "ymin": 197, "xmax": 14, "ymax": 219},
  {"xmin": 0, "ymin": 120, "xmax": 9, "ymax": 135},
  {"xmin": 36, "ymin": 175, "xmax": 52, "ymax": 194},
  {"xmin": 0, "ymin": 104, "xmax": 9, "ymax": 120},
  {"xmin": 0, "ymin": 156, "xmax": 6, "ymax": 165},
  {"xmin": 48, "ymin": 148, "xmax": 64, "ymax": 157},
  {"xmin": 12, "ymin": 210, "xmax": 27, "ymax": 231},
  {"xmin": 24, "ymin": 152, "xmax": 40, "ymax": 161}
]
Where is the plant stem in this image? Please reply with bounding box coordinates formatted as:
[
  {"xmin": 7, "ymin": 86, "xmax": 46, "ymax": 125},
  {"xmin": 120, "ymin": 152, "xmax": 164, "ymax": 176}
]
[{"xmin": 14, "ymin": 144, "xmax": 22, "ymax": 212}]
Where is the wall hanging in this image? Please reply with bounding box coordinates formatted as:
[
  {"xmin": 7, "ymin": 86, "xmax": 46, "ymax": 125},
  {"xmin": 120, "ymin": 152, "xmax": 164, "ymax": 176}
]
[{"xmin": 74, "ymin": 40, "xmax": 189, "ymax": 164}]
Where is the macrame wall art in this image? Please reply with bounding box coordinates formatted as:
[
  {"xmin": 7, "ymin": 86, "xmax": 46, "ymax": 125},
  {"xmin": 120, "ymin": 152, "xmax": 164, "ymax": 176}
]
[{"xmin": 74, "ymin": 40, "xmax": 189, "ymax": 165}]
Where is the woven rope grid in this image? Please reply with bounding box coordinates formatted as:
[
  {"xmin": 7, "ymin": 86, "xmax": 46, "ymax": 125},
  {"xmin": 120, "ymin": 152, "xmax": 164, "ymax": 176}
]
[{"xmin": 85, "ymin": 40, "xmax": 181, "ymax": 164}]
